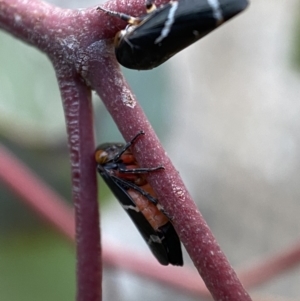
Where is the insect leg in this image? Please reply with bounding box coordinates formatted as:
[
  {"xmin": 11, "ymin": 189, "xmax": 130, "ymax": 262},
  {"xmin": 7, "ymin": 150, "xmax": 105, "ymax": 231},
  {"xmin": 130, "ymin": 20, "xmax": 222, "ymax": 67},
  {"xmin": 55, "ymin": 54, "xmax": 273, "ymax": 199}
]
[
  {"xmin": 118, "ymin": 165, "xmax": 164, "ymax": 174},
  {"xmin": 97, "ymin": 6, "xmax": 143, "ymax": 25},
  {"xmin": 112, "ymin": 175, "xmax": 158, "ymax": 205},
  {"xmin": 113, "ymin": 130, "xmax": 145, "ymax": 162}
]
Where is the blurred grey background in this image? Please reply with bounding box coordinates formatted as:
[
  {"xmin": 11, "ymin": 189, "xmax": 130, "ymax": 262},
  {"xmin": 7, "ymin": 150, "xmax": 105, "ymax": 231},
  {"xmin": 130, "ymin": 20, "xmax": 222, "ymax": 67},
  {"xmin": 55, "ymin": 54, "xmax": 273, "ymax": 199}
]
[
  {"xmin": 1, "ymin": 0, "xmax": 300, "ymax": 300},
  {"xmin": 165, "ymin": 0, "xmax": 300, "ymax": 299}
]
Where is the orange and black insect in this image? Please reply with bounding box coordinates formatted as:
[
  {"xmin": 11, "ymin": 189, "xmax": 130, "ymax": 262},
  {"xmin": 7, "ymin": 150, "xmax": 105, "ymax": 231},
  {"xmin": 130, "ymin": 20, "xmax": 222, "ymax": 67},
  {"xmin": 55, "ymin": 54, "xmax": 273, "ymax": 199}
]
[{"xmin": 95, "ymin": 131, "xmax": 183, "ymax": 266}]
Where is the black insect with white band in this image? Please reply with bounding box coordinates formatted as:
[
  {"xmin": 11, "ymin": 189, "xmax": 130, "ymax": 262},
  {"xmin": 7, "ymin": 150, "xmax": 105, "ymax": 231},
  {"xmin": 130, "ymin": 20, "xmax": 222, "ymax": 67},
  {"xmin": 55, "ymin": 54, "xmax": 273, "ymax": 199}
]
[
  {"xmin": 97, "ymin": 0, "xmax": 249, "ymax": 70},
  {"xmin": 95, "ymin": 131, "xmax": 183, "ymax": 266}
]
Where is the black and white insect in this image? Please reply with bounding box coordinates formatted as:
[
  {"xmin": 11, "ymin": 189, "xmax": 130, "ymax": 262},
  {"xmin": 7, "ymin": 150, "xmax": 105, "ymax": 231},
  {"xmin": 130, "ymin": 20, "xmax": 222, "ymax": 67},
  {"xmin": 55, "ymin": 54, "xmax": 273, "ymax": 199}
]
[
  {"xmin": 95, "ymin": 131, "xmax": 183, "ymax": 266},
  {"xmin": 97, "ymin": 0, "xmax": 249, "ymax": 70}
]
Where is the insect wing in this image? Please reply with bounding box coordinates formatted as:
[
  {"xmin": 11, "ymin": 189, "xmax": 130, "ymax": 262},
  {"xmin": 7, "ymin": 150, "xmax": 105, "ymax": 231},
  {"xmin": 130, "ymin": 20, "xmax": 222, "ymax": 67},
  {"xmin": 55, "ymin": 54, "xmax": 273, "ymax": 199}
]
[
  {"xmin": 98, "ymin": 164, "xmax": 171, "ymax": 265},
  {"xmin": 159, "ymin": 222, "xmax": 183, "ymax": 266},
  {"xmin": 116, "ymin": 0, "xmax": 248, "ymax": 69}
]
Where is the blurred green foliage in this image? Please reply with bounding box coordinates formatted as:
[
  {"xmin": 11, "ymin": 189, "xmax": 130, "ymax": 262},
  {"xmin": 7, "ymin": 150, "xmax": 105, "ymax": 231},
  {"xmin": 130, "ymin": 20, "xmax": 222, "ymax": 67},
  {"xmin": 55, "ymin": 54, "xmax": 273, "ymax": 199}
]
[{"xmin": 0, "ymin": 228, "xmax": 75, "ymax": 301}]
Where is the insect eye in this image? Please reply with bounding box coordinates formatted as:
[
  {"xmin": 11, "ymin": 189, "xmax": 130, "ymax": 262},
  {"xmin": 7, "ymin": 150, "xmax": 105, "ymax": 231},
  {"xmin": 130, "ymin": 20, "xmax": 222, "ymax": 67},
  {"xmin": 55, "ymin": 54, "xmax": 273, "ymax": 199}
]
[{"xmin": 95, "ymin": 149, "xmax": 108, "ymax": 164}]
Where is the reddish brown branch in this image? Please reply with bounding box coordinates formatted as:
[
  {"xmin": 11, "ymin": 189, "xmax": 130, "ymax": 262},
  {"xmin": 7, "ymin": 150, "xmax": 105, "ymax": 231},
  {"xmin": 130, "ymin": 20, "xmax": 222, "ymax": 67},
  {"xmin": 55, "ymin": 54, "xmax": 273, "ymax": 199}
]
[
  {"xmin": 0, "ymin": 0, "xmax": 253, "ymax": 300},
  {"xmin": 84, "ymin": 43, "xmax": 251, "ymax": 300},
  {"xmin": 0, "ymin": 145, "xmax": 75, "ymax": 240},
  {"xmin": 58, "ymin": 75, "xmax": 101, "ymax": 301},
  {"xmin": 238, "ymin": 241, "xmax": 300, "ymax": 288}
]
